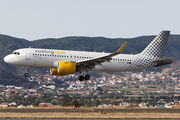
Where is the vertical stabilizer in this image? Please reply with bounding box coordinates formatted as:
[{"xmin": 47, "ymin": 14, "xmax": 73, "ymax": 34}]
[
  {"xmin": 140, "ymin": 31, "xmax": 170, "ymax": 58},
  {"xmin": 126, "ymin": 31, "xmax": 171, "ymax": 71}
]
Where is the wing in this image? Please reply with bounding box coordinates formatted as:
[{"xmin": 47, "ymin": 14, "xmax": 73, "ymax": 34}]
[{"xmin": 76, "ymin": 41, "xmax": 128, "ymax": 71}]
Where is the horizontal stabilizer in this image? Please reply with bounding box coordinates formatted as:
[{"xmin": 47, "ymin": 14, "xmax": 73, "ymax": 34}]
[
  {"xmin": 151, "ymin": 58, "xmax": 174, "ymax": 67},
  {"xmin": 151, "ymin": 58, "xmax": 174, "ymax": 63}
]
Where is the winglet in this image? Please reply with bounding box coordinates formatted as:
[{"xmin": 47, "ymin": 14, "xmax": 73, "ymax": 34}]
[{"xmin": 118, "ymin": 41, "xmax": 128, "ymax": 53}]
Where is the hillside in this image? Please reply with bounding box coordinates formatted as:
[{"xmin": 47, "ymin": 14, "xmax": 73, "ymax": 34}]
[{"xmin": 0, "ymin": 33, "xmax": 180, "ymax": 86}]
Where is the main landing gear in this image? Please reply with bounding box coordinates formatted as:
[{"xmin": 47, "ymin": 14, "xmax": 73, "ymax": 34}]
[
  {"xmin": 24, "ymin": 67, "xmax": 29, "ymax": 77},
  {"xmin": 78, "ymin": 74, "xmax": 90, "ymax": 81}
]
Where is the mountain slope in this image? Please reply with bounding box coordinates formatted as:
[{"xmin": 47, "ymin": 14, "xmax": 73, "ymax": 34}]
[{"xmin": 0, "ymin": 34, "xmax": 180, "ymax": 76}]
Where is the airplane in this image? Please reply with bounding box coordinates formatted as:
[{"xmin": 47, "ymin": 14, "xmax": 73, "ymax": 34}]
[{"xmin": 4, "ymin": 31, "xmax": 174, "ymax": 81}]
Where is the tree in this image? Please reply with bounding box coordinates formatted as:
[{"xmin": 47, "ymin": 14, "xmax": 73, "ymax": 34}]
[
  {"xmin": 62, "ymin": 95, "xmax": 71, "ymax": 106},
  {"xmin": 70, "ymin": 99, "xmax": 81, "ymax": 107},
  {"xmin": 94, "ymin": 99, "xmax": 101, "ymax": 107}
]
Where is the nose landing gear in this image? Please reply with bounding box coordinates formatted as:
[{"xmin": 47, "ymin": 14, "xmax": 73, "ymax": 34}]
[{"xmin": 24, "ymin": 67, "xmax": 29, "ymax": 77}]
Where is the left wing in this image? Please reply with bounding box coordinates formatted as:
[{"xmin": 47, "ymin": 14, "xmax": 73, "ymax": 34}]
[{"xmin": 76, "ymin": 41, "xmax": 128, "ymax": 71}]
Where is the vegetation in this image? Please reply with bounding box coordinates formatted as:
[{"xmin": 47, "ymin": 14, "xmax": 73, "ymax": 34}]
[
  {"xmin": 70, "ymin": 99, "xmax": 81, "ymax": 107},
  {"xmin": 2, "ymin": 92, "xmax": 180, "ymax": 107}
]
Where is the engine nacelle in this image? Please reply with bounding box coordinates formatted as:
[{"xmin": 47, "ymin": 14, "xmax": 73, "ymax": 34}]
[{"xmin": 51, "ymin": 61, "xmax": 76, "ymax": 76}]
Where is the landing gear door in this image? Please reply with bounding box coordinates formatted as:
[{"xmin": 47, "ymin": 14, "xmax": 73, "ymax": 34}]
[{"xmin": 25, "ymin": 49, "xmax": 31, "ymax": 60}]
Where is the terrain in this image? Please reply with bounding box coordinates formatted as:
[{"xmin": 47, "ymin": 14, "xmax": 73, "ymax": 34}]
[
  {"xmin": 0, "ymin": 33, "xmax": 180, "ymax": 87},
  {"xmin": 0, "ymin": 108, "xmax": 180, "ymax": 119}
]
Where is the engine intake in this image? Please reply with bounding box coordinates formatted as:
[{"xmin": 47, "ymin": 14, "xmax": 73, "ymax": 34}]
[{"xmin": 51, "ymin": 61, "xmax": 76, "ymax": 76}]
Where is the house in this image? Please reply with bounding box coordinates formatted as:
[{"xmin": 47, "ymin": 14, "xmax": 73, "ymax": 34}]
[
  {"xmin": 0, "ymin": 103, "xmax": 8, "ymax": 108},
  {"xmin": 174, "ymin": 101, "xmax": 179, "ymax": 106},
  {"xmin": 8, "ymin": 102, "xmax": 17, "ymax": 107},
  {"xmin": 157, "ymin": 100, "xmax": 166, "ymax": 107},
  {"xmin": 17, "ymin": 105, "xmax": 25, "ymax": 108},
  {"xmin": 39, "ymin": 103, "xmax": 53, "ymax": 107},
  {"xmin": 132, "ymin": 103, "xmax": 138, "ymax": 107}
]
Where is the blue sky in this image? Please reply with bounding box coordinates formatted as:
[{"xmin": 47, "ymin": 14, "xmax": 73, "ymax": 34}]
[{"xmin": 0, "ymin": 0, "xmax": 179, "ymax": 40}]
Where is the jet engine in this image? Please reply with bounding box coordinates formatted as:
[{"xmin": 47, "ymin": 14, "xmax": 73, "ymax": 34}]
[{"xmin": 50, "ymin": 61, "xmax": 76, "ymax": 76}]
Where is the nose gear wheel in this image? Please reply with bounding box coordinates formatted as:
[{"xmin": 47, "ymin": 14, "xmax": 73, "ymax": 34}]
[{"xmin": 24, "ymin": 67, "xmax": 29, "ymax": 77}]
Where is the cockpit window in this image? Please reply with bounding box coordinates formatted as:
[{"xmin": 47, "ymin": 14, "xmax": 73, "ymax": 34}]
[{"xmin": 13, "ymin": 52, "xmax": 20, "ymax": 55}]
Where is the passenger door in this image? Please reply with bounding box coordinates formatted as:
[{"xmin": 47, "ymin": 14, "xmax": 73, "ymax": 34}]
[{"xmin": 25, "ymin": 49, "xmax": 31, "ymax": 60}]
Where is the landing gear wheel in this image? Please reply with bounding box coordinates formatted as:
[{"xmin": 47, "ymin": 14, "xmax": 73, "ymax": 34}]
[
  {"xmin": 24, "ymin": 73, "xmax": 28, "ymax": 77},
  {"xmin": 24, "ymin": 67, "xmax": 29, "ymax": 77},
  {"xmin": 78, "ymin": 75, "xmax": 84, "ymax": 81},
  {"xmin": 85, "ymin": 74, "xmax": 90, "ymax": 80}
]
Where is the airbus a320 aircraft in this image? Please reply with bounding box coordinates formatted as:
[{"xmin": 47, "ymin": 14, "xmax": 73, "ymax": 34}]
[{"xmin": 4, "ymin": 31, "xmax": 174, "ymax": 81}]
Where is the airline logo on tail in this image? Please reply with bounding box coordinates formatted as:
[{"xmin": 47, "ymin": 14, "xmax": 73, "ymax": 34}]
[{"xmin": 126, "ymin": 31, "xmax": 172, "ymax": 71}]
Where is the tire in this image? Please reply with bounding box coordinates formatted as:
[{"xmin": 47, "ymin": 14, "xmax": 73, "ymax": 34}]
[
  {"xmin": 24, "ymin": 73, "xmax": 28, "ymax": 77},
  {"xmin": 78, "ymin": 75, "xmax": 84, "ymax": 81},
  {"xmin": 85, "ymin": 74, "xmax": 90, "ymax": 80}
]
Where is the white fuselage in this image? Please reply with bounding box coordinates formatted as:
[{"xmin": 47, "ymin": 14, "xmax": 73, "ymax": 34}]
[{"xmin": 4, "ymin": 48, "xmax": 141, "ymax": 72}]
